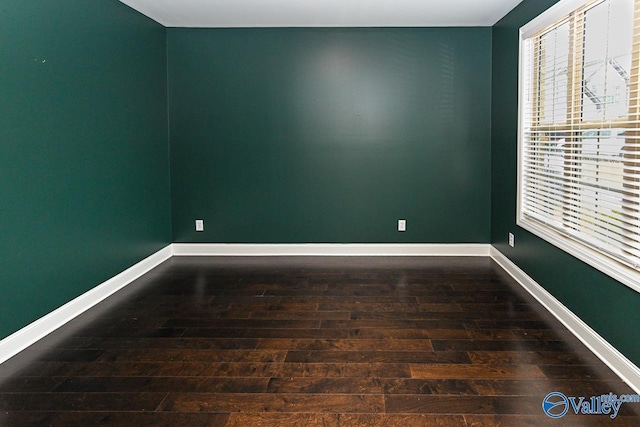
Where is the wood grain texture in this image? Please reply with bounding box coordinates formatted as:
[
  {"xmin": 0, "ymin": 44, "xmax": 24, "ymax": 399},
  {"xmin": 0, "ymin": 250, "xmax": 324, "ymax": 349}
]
[{"xmin": 0, "ymin": 256, "xmax": 637, "ymax": 426}]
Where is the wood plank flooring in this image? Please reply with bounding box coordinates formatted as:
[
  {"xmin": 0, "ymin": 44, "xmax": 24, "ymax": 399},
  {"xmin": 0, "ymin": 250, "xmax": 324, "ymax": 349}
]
[{"xmin": 0, "ymin": 256, "xmax": 638, "ymax": 426}]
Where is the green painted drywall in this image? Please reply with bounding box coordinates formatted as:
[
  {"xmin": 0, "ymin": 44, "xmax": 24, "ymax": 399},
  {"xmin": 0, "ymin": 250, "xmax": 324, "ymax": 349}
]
[
  {"xmin": 168, "ymin": 28, "xmax": 492, "ymax": 243},
  {"xmin": 491, "ymin": 0, "xmax": 640, "ymax": 364},
  {"xmin": 0, "ymin": 1, "xmax": 170, "ymax": 339}
]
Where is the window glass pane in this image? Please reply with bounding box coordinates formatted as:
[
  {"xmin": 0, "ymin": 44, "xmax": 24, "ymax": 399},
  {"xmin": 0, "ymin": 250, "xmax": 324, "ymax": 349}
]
[
  {"xmin": 540, "ymin": 22, "xmax": 570, "ymax": 124},
  {"xmin": 582, "ymin": 0, "xmax": 634, "ymax": 121}
]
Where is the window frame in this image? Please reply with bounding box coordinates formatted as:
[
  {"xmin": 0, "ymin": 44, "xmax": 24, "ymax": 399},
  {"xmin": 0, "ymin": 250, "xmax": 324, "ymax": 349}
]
[{"xmin": 517, "ymin": 0, "xmax": 640, "ymax": 293}]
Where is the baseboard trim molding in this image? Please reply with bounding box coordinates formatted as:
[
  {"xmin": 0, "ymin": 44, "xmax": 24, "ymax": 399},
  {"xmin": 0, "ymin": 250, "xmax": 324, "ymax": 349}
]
[
  {"xmin": 490, "ymin": 247, "xmax": 640, "ymax": 394},
  {"xmin": 0, "ymin": 245, "xmax": 173, "ymax": 365},
  {"xmin": 171, "ymin": 243, "xmax": 491, "ymax": 257}
]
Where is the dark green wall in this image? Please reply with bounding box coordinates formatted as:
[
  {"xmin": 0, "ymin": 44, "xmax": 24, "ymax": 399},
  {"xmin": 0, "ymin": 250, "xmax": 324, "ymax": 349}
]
[
  {"xmin": 6, "ymin": 0, "xmax": 634, "ymax": 371},
  {"xmin": 492, "ymin": 0, "xmax": 640, "ymax": 365},
  {"xmin": 0, "ymin": 1, "xmax": 170, "ymax": 339},
  {"xmin": 168, "ymin": 28, "xmax": 491, "ymax": 243}
]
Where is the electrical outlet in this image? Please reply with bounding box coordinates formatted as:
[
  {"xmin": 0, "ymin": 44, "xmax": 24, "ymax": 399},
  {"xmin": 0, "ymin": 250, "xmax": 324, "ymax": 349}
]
[
  {"xmin": 195, "ymin": 219, "xmax": 204, "ymax": 232},
  {"xmin": 508, "ymin": 232, "xmax": 515, "ymax": 247},
  {"xmin": 398, "ymin": 219, "xmax": 406, "ymax": 232}
]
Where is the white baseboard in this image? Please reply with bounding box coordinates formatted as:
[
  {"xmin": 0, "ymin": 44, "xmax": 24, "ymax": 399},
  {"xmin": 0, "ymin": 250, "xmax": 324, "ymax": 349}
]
[
  {"xmin": 490, "ymin": 247, "xmax": 640, "ymax": 395},
  {"xmin": 171, "ymin": 243, "xmax": 491, "ymax": 257},
  {"xmin": 0, "ymin": 245, "xmax": 173, "ymax": 365}
]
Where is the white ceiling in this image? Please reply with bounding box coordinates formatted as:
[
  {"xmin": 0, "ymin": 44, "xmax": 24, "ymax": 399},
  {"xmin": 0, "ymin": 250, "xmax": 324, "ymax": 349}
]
[{"xmin": 118, "ymin": 0, "xmax": 525, "ymax": 28}]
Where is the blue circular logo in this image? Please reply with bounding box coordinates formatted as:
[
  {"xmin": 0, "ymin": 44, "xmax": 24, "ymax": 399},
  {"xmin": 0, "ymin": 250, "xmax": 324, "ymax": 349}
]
[{"xmin": 543, "ymin": 392, "xmax": 569, "ymax": 418}]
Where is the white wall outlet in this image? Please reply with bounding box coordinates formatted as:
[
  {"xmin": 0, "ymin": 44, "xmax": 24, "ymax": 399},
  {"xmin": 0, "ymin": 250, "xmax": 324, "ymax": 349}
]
[
  {"xmin": 508, "ymin": 232, "xmax": 515, "ymax": 247},
  {"xmin": 398, "ymin": 219, "xmax": 406, "ymax": 232},
  {"xmin": 195, "ymin": 219, "xmax": 204, "ymax": 232}
]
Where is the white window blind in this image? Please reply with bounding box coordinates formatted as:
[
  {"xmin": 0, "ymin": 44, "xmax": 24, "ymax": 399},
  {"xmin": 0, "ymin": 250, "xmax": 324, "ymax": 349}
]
[{"xmin": 518, "ymin": 0, "xmax": 640, "ymax": 287}]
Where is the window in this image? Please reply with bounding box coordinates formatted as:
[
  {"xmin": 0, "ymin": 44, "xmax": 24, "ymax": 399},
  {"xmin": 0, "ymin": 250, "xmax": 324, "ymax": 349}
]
[{"xmin": 518, "ymin": 0, "xmax": 640, "ymax": 292}]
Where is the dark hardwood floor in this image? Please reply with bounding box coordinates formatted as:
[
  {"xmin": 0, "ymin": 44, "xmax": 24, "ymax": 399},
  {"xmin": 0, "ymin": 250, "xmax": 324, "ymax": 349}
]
[{"xmin": 0, "ymin": 256, "xmax": 638, "ymax": 426}]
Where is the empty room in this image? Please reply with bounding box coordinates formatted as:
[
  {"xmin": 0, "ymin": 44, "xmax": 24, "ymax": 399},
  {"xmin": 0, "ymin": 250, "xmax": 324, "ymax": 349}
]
[{"xmin": 1, "ymin": 0, "xmax": 640, "ymax": 425}]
